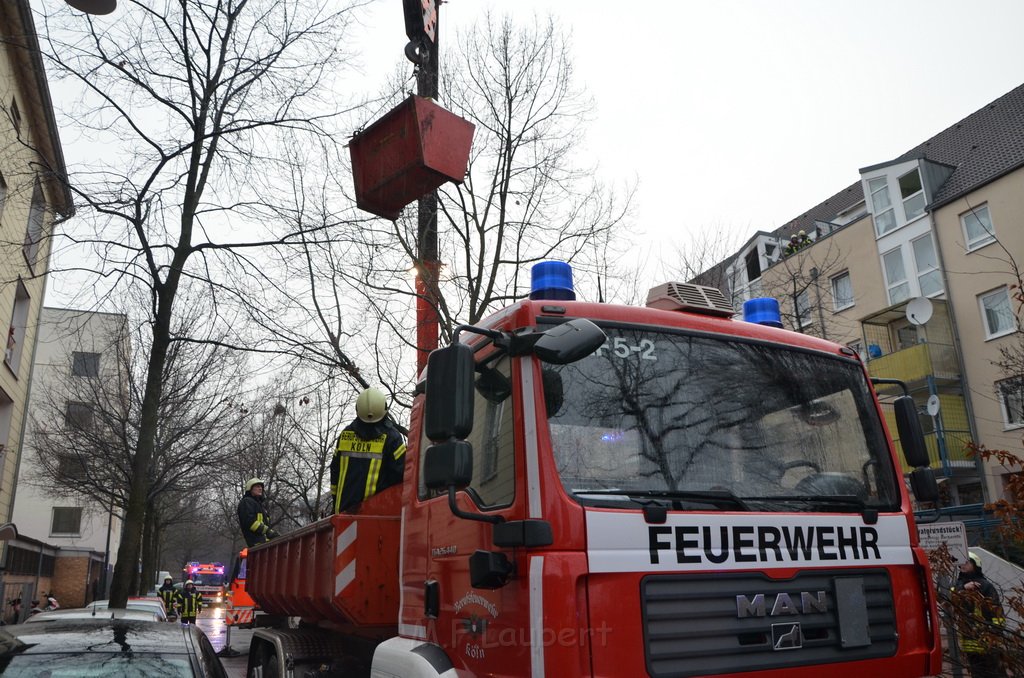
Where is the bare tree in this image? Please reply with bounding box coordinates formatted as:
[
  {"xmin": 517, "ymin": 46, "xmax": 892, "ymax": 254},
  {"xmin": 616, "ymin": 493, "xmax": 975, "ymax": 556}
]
[
  {"xmin": 226, "ymin": 13, "xmax": 635, "ymax": 424},
  {"xmin": 424, "ymin": 13, "xmax": 634, "ymax": 332},
  {"xmin": 34, "ymin": 0, "xmax": 367, "ymax": 606}
]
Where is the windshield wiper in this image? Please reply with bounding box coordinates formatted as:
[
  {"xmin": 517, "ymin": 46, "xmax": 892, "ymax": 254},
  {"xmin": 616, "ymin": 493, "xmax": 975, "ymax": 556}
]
[
  {"xmin": 745, "ymin": 494, "xmax": 879, "ymax": 523},
  {"xmin": 574, "ymin": 489, "xmax": 750, "ymax": 511}
]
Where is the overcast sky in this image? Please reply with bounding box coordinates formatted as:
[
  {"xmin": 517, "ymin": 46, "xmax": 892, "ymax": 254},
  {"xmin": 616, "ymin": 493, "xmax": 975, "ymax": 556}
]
[{"xmin": 347, "ymin": 0, "xmax": 1024, "ymax": 267}]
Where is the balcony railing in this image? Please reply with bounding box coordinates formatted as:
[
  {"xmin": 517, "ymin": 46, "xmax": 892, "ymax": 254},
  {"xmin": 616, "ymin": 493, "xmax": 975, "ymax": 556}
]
[{"xmin": 867, "ymin": 341, "xmax": 959, "ymax": 386}]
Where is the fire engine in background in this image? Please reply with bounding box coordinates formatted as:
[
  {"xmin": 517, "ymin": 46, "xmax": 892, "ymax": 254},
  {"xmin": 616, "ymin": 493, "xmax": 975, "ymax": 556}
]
[
  {"xmin": 244, "ymin": 263, "xmax": 943, "ymax": 677},
  {"xmin": 183, "ymin": 561, "xmax": 227, "ymax": 606}
]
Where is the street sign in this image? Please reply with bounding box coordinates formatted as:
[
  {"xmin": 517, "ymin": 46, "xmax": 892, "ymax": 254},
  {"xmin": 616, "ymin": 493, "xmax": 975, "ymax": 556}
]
[
  {"xmin": 404, "ymin": 0, "xmax": 437, "ymax": 43},
  {"xmin": 917, "ymin": 521, "xmax": 969, "ymax": 564}
]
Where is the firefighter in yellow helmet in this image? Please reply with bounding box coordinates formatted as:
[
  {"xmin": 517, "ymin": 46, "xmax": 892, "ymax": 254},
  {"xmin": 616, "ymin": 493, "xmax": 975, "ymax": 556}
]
[
  {"xmin": 330, "ymin": 388, "xmax": 407, "ymax": 513},
  {"xmin": 952, "ymin": 551, "xmax": 1006, "ymax": 677}
]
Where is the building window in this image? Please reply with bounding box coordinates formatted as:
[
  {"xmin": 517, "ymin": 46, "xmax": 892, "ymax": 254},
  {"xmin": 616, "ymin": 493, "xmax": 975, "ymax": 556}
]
[
  {"xmin": 51, "ymin": 507, "xmax": 83, "ymax": 536},
  {"xmin": 5, "ymin": 280, "xmax": 30, "ymax": 374},
  {"xmin": 831, "ymin": 272, "xmax": 854, "ymax": 311},
  {"xmin": 961, "ymin": 204, "xmax": 996, "ymax": 251},
  {"xmin": 912, "ymin": 233, "xmax": 943, "ymax": 297},
  {"xmin": 72, "ymin": 351, "xmax": 101, "ymax": 377},
  {"xmin": 744, "ymin": 249, "xmax": 761, "ymax": 283},
  {"xmin": 0, "ymin": 171, "xmax": 7, "ymax": 220},
  {"xmin": 894, "ymin": 322, "xmax": 919, "ymax": 350},
  {"xmin": 57, "ymin": 453, "xmax": 88, "ymax": 481},
  {"xmin": 979, "ymin": 287, "xmax": 1016, "ymax": 339},
  {"xmin": 795, "ymin": 290, "xmax": 811, "ymax": 329},
  {"xmin": 869, "ymin": 177, "xmax": 896, "ymax": 236},
  {"xmin": 882, "ymin": 248, "xmax": 910, "ymax": 304},
  {"xmin": 10, "ymin": 98, "xmax": 21, "ymax": 132},
  {"xmin": 22, "ymin": 179, "xmax": 45, "ymax": 269},
  {"xmin": 65, "ymin": 401, "xmax": 94, "ymax": 431},
  {"xmin": 898, "ymin": 168, "xmax": 925, "ymax": 221},
  {"xmin": 957, "ymin": 482, "xmax": 983, "ymax": 506},
  {"xmin": 997, "ymin": 377, "xmax": 1024, "ymax": 427}
]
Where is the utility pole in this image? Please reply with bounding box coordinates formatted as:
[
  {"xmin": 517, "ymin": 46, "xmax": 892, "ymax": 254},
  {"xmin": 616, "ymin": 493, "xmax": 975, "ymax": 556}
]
[{"xmin": 405, "ymin": 1, "xmax": 441, "ymax": 375}]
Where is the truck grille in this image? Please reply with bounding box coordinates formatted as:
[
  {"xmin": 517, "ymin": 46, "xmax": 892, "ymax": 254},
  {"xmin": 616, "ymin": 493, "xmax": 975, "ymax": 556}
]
[{"xmin": 641, "ymin": 569, "xmax": 896, "ymax": 677}]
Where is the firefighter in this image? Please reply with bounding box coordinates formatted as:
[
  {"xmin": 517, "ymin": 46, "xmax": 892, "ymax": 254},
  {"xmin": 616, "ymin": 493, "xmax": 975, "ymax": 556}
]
[
  {"xmin": 330, "ymin": 388, "xmax": 406, "ymax": 513},
  {"xmin": 157, "ymin": 576, "xmax": 177, "ymax": 621},
  {"xmin": 237, "ymin": 478, "xmax": 278, "ymax": 547},
  {"xmin": 175, "ymin": 579, "xmax": 204, "ymax": 625},
  {"xmin": 952, "ymin": 552, "xmax": 1006, "ymax": 678}
]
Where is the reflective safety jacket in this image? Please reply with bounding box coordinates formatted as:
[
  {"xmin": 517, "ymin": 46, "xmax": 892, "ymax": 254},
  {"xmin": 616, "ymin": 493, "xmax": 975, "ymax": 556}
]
[
  {"xmin": 158, "ymin": 583, "xmax": 176, "ymax": 612},
  {"xmin": 237, "ymin": 492, "xmax": 271, "ymax": 548},
  {"xmin": 175, "ymin": 588, "xmax": 204, "ymax": 617},
  {"xmin": 953, "ymin": 572, "xmax": 1004, "ymax": 653},
  {"xmin": 330, "ymin": 418, "xmax": 406, "ymax": 513}
]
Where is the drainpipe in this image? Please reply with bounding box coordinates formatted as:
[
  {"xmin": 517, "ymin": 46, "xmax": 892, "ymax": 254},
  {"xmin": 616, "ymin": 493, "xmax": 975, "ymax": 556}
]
[
  {"xmin": 811, "ymin": 267, "xmax": 828, "ymax": 340},
  {"xmin": 928, "ymin": 209, "xmax": 986, "ymax": 503}
]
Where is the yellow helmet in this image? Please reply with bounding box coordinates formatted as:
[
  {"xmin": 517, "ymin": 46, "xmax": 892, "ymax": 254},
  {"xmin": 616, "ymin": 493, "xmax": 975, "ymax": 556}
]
[
  {"xmin": 245, "ymin": 478, "xmax": 265, "ymax": 492},
  {"xmin": 356, "ymin": 388, "xmax": 387, "ymax": 424}
]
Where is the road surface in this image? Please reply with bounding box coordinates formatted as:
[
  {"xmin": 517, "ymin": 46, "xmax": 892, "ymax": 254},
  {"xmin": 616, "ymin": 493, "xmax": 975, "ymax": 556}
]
[{"xmin": 195, "ymin": 606, "xmax": 252, "ymax": 677}]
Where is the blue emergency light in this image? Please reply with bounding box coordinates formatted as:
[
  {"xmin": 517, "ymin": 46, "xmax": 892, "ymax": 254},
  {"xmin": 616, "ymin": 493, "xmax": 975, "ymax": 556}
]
[
  {"xmin": 530, "ymin": 261, "xmax": 576, "ymax": 301},
  {"xmin": 742, "ymin": 297, "xmax": 783, "ymax": 328}
]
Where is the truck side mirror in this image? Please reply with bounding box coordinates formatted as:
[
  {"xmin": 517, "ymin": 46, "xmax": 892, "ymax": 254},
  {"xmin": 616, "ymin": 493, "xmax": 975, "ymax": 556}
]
[
  {"xmin": 909, "ymin": 467, "xmax": 939, "ymax": 503},
  {"xmin": 425, "ymin": 344, "xmax": 475, "ymax": 441},
  {"xmin": 423, "ymin": 441, "xmax": 473, "ymax": 490},
  {"xmin": 894, "ymin": 395, "xmax": 929, "ymax": 468},
  {"xmin": 534, "ymin": 318, "xmax": 606, "ymax": 365}
]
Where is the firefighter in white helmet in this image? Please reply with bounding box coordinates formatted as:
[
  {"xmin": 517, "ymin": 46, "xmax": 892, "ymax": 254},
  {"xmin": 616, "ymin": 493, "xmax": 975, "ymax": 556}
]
[
  {"xmin": 330, "ymin": 388, "xmax": 407, "ymax": 513},
  {"xmin": 174, "ymin": 579, "xmax": 204, "ymax": 625}
]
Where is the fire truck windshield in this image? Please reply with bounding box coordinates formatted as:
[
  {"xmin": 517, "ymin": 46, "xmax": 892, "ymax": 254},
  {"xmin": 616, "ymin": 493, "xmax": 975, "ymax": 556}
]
[{"xmin": 546, "ymin": 327, "xmax": 901, "ymax": 511}]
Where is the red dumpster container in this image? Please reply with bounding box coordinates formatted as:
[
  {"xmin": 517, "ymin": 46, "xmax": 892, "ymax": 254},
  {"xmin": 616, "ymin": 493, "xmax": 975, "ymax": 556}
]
[{"xmin": 350, "ymin": 95, "xmax": 475, "ymax": 220}]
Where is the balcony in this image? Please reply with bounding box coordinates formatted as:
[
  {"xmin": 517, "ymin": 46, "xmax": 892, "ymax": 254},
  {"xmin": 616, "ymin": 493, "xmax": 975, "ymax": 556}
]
[
  {"xmin": 867, "ymin": 341, "xmax": 960, "ymax": 387},
  {"xmin": 881, "ymin": 392, "xmax": 974, "ymax": 475}
]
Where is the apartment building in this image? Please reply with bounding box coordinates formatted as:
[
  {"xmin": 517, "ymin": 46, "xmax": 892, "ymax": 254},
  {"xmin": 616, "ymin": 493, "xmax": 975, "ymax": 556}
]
[
  {"xmin": 713, "ymin": 82, "xmax": 1024, "ymax": 505},
  {"xmin": 0, "ymin": 2, "xmax": 74, "ymax": 525},
  {"xmin": 11, "ymin": 307, "xmax": 128, "ymax": 607}
]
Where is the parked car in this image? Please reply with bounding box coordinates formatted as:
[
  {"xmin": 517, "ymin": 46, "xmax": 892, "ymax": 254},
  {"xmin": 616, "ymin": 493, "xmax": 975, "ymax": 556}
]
[
  {"xmin": 85, "ymin": 598, "xmax": 169, "ymax": 621},
  {"xmin": 0, "ymin": 617, "xmax": 227, "ymax": 676},
  {"xmin": 26, "ymin": 607, "xmax": 161, "ymax": 623}
]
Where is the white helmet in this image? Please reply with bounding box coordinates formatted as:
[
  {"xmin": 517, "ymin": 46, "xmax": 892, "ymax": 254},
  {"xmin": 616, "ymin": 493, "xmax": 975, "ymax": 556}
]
[
  {"xmin": 185, "ymin": 580, "xmax": 194, "ymax": 586},
  {"xmin": 245, "ymin": 478, "xmax": 265, "ymax": 492},
  {"xmin": 355, "ymin": 388, "xmax": 387, "ymax": 424}
]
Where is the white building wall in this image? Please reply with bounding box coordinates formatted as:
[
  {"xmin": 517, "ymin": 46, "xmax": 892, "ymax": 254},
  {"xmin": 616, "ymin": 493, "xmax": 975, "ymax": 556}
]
[{"xmin": 13, "ymin": 307, "xmax": 128, "ymax": 563}]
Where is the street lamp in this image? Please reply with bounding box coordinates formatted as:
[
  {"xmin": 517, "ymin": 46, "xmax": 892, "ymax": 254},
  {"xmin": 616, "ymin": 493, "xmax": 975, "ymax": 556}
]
[{"xmin": 64, "ymin": 0, "xmax": 117, "ymax": 15}]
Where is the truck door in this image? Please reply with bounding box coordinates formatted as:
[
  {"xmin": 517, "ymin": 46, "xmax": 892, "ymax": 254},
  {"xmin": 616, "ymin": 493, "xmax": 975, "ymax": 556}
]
[{"xmin": 422, "ymin": 352, "xmax": 532, "ymax": 675}]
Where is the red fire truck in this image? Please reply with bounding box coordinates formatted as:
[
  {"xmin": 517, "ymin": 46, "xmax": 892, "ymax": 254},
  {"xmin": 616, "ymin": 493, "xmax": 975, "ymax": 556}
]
[
  {"xmin": 245, "ymin": 267, "xmax": 942, "ymax": 677},
  {"xmin": 183, "ymin": 561, "xmax": 226, "ymax": 605}
]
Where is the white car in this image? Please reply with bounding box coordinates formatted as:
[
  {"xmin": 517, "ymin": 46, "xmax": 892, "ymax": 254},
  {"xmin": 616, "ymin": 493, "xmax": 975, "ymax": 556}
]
[
  {"xmin": 86, "ymin": 598, "xmax": 169, "ymax": 621},
  {"xmin": 27, "ymin": 607, "xmax": 161, "ymax": 623}
]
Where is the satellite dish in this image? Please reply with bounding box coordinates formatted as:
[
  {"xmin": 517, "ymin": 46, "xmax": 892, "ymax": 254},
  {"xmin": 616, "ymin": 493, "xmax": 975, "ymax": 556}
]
[
  {"xmin": 926, "ymin": 395, "xmax": 941, "ymax": 417},
  {"xmin": 65, "ymin": 0, "xmax": 117, "ymax": 15},
  {"xmin": 0, "ymin": 522, "xmax": 18, "ymax": 541},
  {"xmin": 906, "ymin": 297, "xmax": 933, "ymax": 326}
]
